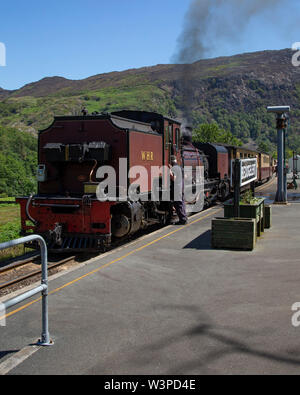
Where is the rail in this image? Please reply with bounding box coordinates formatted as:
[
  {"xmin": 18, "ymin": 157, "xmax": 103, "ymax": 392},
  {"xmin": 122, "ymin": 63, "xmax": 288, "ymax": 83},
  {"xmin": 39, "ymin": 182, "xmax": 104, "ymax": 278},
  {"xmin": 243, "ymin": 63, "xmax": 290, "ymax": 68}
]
[{"xmin": 0, "ymin": 235, "xmax": 53, "ymax": 346}]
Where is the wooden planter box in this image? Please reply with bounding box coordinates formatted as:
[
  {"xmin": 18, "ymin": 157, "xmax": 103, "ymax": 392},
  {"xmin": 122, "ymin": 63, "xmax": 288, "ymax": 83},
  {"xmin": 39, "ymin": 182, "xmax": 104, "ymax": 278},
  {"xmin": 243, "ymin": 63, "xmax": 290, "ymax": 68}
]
[
  {"xmin": 211, "ymin": 217, "xmax": 256, "ymax": 251},
  {"xmin": 223, "ymin": 198, "xmax": 265, "ymax": 236},
  {"xmin": 264, "ymin": 205, "xmax": 272, "ymax": 229}
]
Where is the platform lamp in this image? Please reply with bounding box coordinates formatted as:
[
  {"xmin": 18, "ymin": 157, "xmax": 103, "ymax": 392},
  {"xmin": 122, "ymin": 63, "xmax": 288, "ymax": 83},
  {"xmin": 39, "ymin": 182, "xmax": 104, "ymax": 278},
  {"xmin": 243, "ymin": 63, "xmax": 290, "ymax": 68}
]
[{"xmin": 267, "ymin": 106, "xmax": 290, "ymax": 203}]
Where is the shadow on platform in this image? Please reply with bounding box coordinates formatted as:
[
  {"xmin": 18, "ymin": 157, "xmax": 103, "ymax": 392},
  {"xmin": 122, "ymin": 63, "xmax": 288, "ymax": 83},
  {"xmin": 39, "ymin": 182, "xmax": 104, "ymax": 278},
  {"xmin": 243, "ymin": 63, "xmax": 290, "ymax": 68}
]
[
  {"xmin": 87, "ymin": 304, "xmax": 300, "ymax": 375},
  {"xmin": 183, "ymin": 230, "xmax": 212, "ymax": 251},
  {"xmin": 0, "ymin": 349, "xmax": 18, "ymax": 360}
]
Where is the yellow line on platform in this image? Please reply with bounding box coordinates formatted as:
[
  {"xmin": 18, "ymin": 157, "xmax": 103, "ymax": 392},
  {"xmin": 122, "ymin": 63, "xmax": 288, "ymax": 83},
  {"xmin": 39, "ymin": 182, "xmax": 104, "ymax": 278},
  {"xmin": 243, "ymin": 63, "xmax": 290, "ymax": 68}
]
[{"xmin": 1, "ymin": 207, "xmax": 221, "ymax": 321}]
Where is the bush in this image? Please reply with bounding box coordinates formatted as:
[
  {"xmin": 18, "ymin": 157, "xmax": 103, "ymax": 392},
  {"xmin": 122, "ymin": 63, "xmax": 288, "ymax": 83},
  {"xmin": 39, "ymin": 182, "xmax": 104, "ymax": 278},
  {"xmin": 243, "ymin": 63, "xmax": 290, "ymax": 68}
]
[
  {"xmin": 192, "ymin": 123, "xmax": 242, "ymax": 146},
  {"xmin": 0, "ymin": 126, "xmax": 37, "ymax": 196}
]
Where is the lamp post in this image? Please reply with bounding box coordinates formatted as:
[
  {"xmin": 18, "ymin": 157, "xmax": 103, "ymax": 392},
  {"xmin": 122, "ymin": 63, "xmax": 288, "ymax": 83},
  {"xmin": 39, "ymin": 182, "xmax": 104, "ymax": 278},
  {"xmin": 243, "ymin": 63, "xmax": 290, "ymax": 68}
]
[
  {"xmin": 267, "ymin": 106, "xmax": 290, "ymax": 203},
  {"xmin": 293, "ymin": 151, "xmax": 298, "ymax": 178}
]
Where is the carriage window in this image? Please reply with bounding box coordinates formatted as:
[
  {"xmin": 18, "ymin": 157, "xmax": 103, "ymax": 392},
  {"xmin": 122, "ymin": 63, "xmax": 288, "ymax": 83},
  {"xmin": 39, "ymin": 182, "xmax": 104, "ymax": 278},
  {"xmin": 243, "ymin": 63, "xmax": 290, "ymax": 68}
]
[
  {"xmin": 169, "ymin": 124, "xmax": 173, "ymax": 143},
  {"xmin": 175, "ymin": 128, "xmax": 180, "ymax": 149},
  {"xmin": 165, "ymin": 126, "xmax": 169, "ymax": 149}
]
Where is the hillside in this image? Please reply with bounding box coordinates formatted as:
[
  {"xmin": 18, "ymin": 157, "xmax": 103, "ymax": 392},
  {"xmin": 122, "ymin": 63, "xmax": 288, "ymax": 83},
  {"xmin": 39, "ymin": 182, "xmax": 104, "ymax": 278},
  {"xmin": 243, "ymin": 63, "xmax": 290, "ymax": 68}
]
[
  {"xmin": 0, "ymin": 48, "xmax": 300, "ymax": 195},
  {"xmin": 1, "ymin": 49, "xmax": 299, "ymax": 140}
]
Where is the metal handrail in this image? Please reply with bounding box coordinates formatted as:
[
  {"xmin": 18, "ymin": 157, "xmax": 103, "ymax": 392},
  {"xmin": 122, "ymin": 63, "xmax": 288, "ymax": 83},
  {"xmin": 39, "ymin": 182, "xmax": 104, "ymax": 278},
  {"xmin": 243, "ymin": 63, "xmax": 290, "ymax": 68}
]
[{"xmin": 0, "ymin": 235, "xmax": 53, "ymax": 346}]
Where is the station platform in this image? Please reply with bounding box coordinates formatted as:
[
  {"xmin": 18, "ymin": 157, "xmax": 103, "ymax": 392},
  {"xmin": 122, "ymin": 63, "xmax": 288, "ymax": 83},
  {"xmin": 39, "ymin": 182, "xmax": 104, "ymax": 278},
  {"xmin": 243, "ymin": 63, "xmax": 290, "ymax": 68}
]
[{"xmin": 0, "ymin": 195, "xmax": 300, "ymax": 375}]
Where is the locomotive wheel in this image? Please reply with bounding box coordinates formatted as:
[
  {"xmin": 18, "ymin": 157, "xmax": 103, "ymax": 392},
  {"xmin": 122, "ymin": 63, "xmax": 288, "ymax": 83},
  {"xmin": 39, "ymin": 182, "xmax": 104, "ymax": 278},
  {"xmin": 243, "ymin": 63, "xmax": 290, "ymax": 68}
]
[{"xmin": 111, "ymin": 214, "xmax": 130, "ymax": 238}]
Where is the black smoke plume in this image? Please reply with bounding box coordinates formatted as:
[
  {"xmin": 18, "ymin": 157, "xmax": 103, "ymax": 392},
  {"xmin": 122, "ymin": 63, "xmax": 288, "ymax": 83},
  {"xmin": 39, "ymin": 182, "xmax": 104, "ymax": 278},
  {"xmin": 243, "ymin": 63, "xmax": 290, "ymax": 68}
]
[
  {"xmin": 172, "ymin": 0, "xmax": 281, "ymax": 126},
  {"xmin": 173, "ymin": 0, "xmax": 280, "ymax": 63}
]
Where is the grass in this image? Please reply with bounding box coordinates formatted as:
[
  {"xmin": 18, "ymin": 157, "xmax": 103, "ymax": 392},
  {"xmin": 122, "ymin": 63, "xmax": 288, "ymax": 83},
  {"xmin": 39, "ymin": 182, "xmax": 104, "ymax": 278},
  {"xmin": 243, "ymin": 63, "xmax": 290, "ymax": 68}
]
[
  {"xmin": 0, "ymin": 197, "xmax": 16, "ymax": 202},
  {"xmin": 81, "ymin": 84, "xmax": 178, "ymax": 116},
  {"xmin": 0, "ymin": 204, "xmax": 24, "ymax": 261},
  {"xmin": 206, "ymin": 61, "xmax": 241, "ymax": 74},
  {"xmin": 0, "ymin": 204, "xmax": 19, "ymax": 226}
]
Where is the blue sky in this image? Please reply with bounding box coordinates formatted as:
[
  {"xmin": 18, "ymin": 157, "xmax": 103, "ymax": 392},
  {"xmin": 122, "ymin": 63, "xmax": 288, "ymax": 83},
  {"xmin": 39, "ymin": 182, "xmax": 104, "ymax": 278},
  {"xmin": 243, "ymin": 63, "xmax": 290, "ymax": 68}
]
[{"xmin": 0, "ymin": 0, "xmax": 299, "ymax": 90}]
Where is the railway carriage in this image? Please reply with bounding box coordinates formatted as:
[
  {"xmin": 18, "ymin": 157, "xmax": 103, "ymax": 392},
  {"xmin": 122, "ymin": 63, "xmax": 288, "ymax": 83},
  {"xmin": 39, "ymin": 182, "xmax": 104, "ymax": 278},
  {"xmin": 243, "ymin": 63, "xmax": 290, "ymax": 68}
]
[
  {"xmin": 257, "ymin": 152, "xmax": 272, "ymax": 182},
  {"xmin": 213, "ymin": 143, "xmax": 272, "ymax": 185}
]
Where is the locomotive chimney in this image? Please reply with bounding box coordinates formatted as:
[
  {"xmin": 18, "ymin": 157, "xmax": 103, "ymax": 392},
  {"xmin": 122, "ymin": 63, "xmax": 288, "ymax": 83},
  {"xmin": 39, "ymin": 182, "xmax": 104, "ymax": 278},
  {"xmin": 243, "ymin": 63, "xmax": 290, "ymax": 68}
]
[
  {"xmin": 82, "ymin": 107, "xmax": 88, "ymax": 116},
  {"xmin": 182, "ymin": 125, "xmax": 193, "ymax": 143}
]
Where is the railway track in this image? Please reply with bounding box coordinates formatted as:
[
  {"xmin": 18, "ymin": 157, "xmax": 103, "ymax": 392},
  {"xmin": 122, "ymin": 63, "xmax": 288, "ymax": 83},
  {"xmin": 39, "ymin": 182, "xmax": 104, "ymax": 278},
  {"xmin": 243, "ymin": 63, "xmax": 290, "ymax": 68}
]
[
  {"xmin": 0, "ymin": 252, "xmax": 40, "ymax": 274},
  {"xmin": 0, "ymin": 254, "xmax": 76, "ymax": 295}
]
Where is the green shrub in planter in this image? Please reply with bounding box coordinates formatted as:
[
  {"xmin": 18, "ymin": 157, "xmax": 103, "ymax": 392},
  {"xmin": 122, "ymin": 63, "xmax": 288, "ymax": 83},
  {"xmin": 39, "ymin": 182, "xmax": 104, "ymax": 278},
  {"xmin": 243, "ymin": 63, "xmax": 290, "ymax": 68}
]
[{"xmin": 223, "ymin": 196, "xmax": 265, "ymax": 237}]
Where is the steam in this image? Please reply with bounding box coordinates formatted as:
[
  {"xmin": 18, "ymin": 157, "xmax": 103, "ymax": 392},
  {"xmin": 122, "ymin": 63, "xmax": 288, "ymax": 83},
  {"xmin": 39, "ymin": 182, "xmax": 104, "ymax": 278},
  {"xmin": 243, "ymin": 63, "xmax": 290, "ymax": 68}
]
[
  {"xmin": 173, "ymin": 0, "xmax": 281, "ymax": 64},
  {"xmin": 172, "ymin": 0, "xmax": 281, "ymax": 128}
]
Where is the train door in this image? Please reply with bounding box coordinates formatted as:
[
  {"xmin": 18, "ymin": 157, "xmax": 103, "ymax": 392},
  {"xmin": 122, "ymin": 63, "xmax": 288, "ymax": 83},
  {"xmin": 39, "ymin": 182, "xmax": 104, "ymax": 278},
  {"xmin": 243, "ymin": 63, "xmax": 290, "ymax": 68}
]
[
  {"xmin": 174, "ymin": 126, "xmax": 182, "ymax": 165},
  {"xmin": 164, "ymin": 120, "xmax": 182, "ymax": 165},
  {"xmin": 164, "ymin": 121, "xmax": 171, "ymax": 165},
  {"xmin": 258, "ymin": 153, "xmax": 262, "ymax": 182},
  {"xmin": 161, "ymin": 121, "xmax": 171, "ymax": 192}
]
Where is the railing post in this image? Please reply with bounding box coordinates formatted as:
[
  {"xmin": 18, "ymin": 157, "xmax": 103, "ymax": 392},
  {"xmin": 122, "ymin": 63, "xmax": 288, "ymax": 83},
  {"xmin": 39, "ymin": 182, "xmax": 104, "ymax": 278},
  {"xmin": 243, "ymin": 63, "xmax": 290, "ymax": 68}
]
[
  {"xmin": 37, "ymin": 236, "xmax": 51, "ymax": 346},
  {"xmin": 0, "ymin": 235, "xmax": 53, "ymax": 346}
]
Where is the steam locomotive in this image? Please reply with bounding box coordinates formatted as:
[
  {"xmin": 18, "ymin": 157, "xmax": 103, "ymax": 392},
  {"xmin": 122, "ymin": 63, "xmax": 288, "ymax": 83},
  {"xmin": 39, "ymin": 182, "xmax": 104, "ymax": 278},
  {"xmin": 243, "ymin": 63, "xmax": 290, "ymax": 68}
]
[{"xmin": 16, "ymin": 110, "xmax": 273, "ymax": 252}]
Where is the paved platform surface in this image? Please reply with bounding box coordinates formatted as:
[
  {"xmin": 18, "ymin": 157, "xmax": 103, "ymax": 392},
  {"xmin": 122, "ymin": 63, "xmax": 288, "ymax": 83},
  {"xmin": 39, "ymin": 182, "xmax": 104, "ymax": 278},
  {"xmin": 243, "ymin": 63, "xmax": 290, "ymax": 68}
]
[{"xmin": 0, "ymin": 193, "xmax": 300, "ymax": 375}]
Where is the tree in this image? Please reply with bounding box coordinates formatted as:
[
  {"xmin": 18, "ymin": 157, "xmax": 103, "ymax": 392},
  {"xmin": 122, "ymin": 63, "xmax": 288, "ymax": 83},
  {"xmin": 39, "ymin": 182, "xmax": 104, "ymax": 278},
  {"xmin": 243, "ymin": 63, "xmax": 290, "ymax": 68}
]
[
  {"xmin": 0, "ymin": 126, "xmax": 37, "ymax": 196},
  {"xmin": 192, "ymin": 123, "xmax": 242, "ymax": 146},
  {"xmin": 257, "ymin": 140, "xmax": 270, "ymax": 154}
]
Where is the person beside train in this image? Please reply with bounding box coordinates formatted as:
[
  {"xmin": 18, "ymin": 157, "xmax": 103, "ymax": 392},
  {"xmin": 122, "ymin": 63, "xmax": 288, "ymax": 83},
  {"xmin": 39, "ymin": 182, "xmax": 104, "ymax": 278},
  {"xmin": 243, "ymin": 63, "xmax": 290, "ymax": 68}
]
[{"xmin": 169, "ymin": 156, "xmax": 188, "ymax": 225}]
